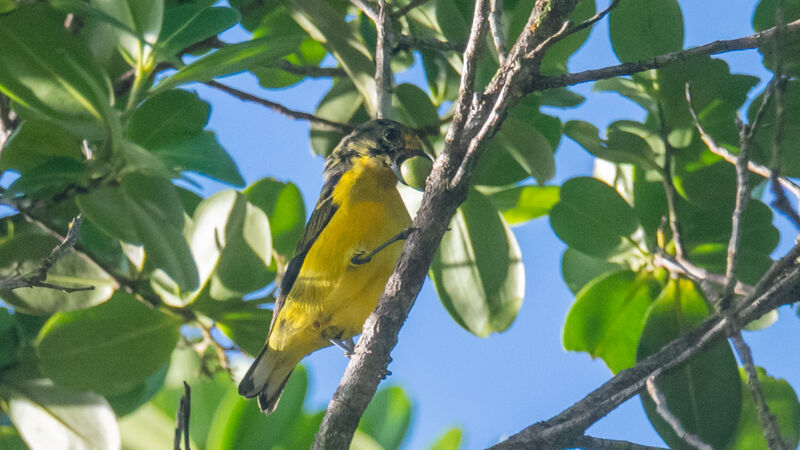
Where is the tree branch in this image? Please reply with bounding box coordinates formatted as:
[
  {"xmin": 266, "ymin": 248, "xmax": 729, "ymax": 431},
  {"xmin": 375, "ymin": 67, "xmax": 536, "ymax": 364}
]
[
  {"xmin": 373, "ymin": 0, "xmax": 393, "ymax": 119},
  {"xmin": 394, "ymin": 34, "xmax": 465, "ymax": 53},
  {"xmin": 571, "ymin": 435, "xmax": 668, "ymax": 450},
  {"xmin": 391, "ymin": 0, "xmax": 429, "ymax": 19},
  {"xmin": 528, "ymin": 18, "xmax": 800, "ymax": 91},
  {"xmin": 274, "ymin": 60, "xmax": 346, "ymax": 78},
  {"xmin": 311, "ymin": 0, "xmax": 580, "ymax": 448},
  {"xmin": 0, "ymin": 216, "xmax": 95, "ymax": 293},
  {"xmin": 489, "ymin": 0, "xmax": 507, "ymax": 65},
  {"xmin": 204, "ymin": 80, "xmax": 353, "ymax": 134},
  {"xmin": 490, "ymin": 263, "xmax": 800, "ymax": 449},
  {"xmin": 645, "ymin": 376, "xmax": 712, "ymax": 450}
]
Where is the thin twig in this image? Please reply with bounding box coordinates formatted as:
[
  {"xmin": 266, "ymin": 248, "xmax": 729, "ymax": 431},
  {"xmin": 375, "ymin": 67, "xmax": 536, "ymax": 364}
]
[
  {"xmin": 391, "ymin": 0, "xmax": 429, "ymax": 18},
  {"xmin": 373, "ymin": 0, "xmax": 394, "ymax": 119},
  {"xmin": 173, "ymin": 382, "xmax": 191, "ymax": 450},
  {"xmin": 275, "ymin": 61, "xmax": 346, "ymax": 78},
  {"xmin": 0, "ymin": 93, "xmax": 14, "ymax": 147},
  {"xmin": 731, "ymin": 334, "xmax": 788, "ymax": 450},
  {"xmin": 394, "ymin": 34, "xmax": 465, "ymax": 52},
  {"xmin": 646, "ymin": 376, "xmax": 713, "ymax": 450},
  {"xmin": 0, "ymin": 216, "xmax": 95, "ymax": 293},
  {"xmin": 204, "ymin": 80, "xmax": 353, "ymax": 134},
  {"xmin": 685, "ymin": 84, "xmax": 800, "ymax": 199},
  {"xmin": 660, "ymin": 132, "xmax": 686, "ymax": 260},
  {"xmin": 528, "ymin": 18, "xmax": 800, "ymax": 91},
  {"xmin": 571, "ymin": 435, "xmax": 668, "ymax": 450},
  {"xmin": 350, "ymin": 0, "xmax": 379, "ymax": 22},
  {"xmin": 489, "ymin": 0, "xmax": 508, "ymax": 65},
  {"xmin": 653, "ymin": 253, "xmax": 754, "ymax": 297},
  {"xmin": 566, "ymin": 0, "xmax": 621, "ymax": 36}
]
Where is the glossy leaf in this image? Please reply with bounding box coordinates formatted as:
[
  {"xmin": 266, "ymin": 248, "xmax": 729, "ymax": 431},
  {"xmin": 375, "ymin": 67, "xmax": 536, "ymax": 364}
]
[
  {"xmin": 106, "ymin": 364, "xmax": 168, "ymax": 417},
  {"xmin": 564, "ymin": 120, "xmax": 657, "ymax": 169},
  {"xmin": 3, "ymin": 378, "xmax": 120, "ymax": 450},
  {"xmin": 474, "ymin": 115, "xmax": 555, "ymax": 186},
  {"xmin": 359, "ymin": 386, "xmax": 413, "ymax": 450},
  {"xmin": 430, "ymin": 189, "xmax": 524, "ymax": 337},
  {"xmin": 91, "ymin": 0, "xmax": 163, "ymax": 65},
  {"xmin": 77, "ymin": 173, "xmax": 199, "ymax": 290},
  {"xmin": 638, "ymin": 278, "xmax": 741, "ymax": 450},
  {"xmin": 0, "ymin": 121, "xmax": 83, "ymax": 175},
  {"xmin": 214, "ymin": 303, "xmax": 272, "ymax": 356},
  {"xmin": 726, "ymin": 367, "xmax": 800, "ymax": 450},
  {"xmin": 483, "ymin": 185, "xmax": 560, "ymax": 226},
  {"xmin": 244, "ymin": 178, "xmax": 306, "ymax": 257},
  {"xmin": 206, "ymin": 366, "xmax": 308, "ymax": 450},
  {"xmin": 609, "ymin": 0, "xmax": 684, "ymax": 63},
  {"xmin": 564, "ymin": 270, "xmax": 664, "ymax": 373},
  {"xmin": 36, "ymin": 293, "xmax": 181, "ymax": 396},
  {"xmin": 284, "ymin": 0, "xmax": 377, "ymax": 114},
  {"xmin": 158, "ymin": 5, "xmax": 240, "ymax": 58},
  {"xmin": 0, "ymin": 233, "xmax": 115, "ymax": 315},
  {"xmin": 392, "ymin": 83, "xmax": 439, "ymax": 130},
  {"xmin": 0, "ymin": 5, "xmax": 113, "ymax": 140},
  {"xmin": 154, "ymin": 37, "xmax": 298, "ymax": 92},
  {"xmin": 550, "ymin": 177, "xmax": 640, "ymax": 258},
  {"xmin": 561, "ymin": 248, "xmax": 626, "ymax": 294}
]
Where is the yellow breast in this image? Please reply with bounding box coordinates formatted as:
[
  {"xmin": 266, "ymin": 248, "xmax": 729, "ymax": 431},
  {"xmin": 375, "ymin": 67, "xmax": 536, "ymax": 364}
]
[{"xmin": 269, "ymin": 156, "xmax": 411, "ymax": 352}]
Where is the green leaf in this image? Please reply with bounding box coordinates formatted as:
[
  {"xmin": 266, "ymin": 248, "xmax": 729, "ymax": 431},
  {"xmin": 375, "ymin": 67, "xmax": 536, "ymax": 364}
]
[
  {"xmin": 244, "ymin": 178, "xmax": 306, "ymax": 257},
  {"xmin": 36, "ymin": 292, "xmax": 181, "ymax": 395},
  {"xmin": 564, "ymin": 120, "xmax": 657, "ymax": 169},
  {"xmin": 0, "ymin": 5, "xmax": 113, "ymax": 140},
  {"xmin": 549, "ymin": 177, "xmax": 640, "ymax": 258},
  {"xmin": 593, "ymin": 78, "xmax": 658, "ymax": 114},
  {"xmin": 106, "ymin": 364, "xmax": 168, "ymax": 417},
  {"xmin": 538, "ymin": 88, "xmax": 586, "ymax": 108},
  {"xmin": 753, "ymin": 0, "xmax": 800, "ymax": 76},
  {"xmin": 154, "ymin": 131, "xmax": 245, "ymax": 185},
  {"xmin": 0, "ymin": 427, "xmax": 27, "ymax": 450},
  {"xmin": 158, "ymin": 6, "xmax": 240, "ymax": 59},
  {"xmin": 206, "ymin": 366, "xmax": 308, "ymax": 450},
  {"xmin": 428, "ymin": 427, "xmax": 463, "ymax": 450},
  {"xmin": 154, "ymin": 37, "xmax": 298, "ymax": 92},
  {"xmin": 482, "ymin": 185, "xmax": 560, "ymax": 225},
  {"xmin": 609, "ymin": 0, "xmax": 684, "ymax": 63},
  {"xmin": 430, "ymin": 189, "xmax": 525, "ymax": 337},
  {"xmin": 748, "ymin": 81, "xmax": 800, "ymax": 177},
  {"xmin": 77, "ymin": 174, "xmax": 199, "ymax": 290},
  {"xmin": 561, "ymin": 247, "xmax": 626, "ymax": 294},
  {"xmin": 214, "ymin": 303, "xmax": 272, "ymax": 356},
  {"xmin": 2, "ymin": 378, "xmax": 120, "ymax": 450},
  {"xmin": 91, "ymin": 0, "xmax": 163, "ymax": 65},
  {"xmin": 564, "ymin": 270, "xmax": 664, "ymax": 373},
  {"xmin": 0, "ymin": 121, "xmax": 83, "ymax": 174},
  {"xmin": 359, "ymin": 386, "xmax": 413, "ymax": 450},
  {"xmin": 474, "ymin": 115, "xmax": 555, "ymax": 186},
  {"xmin": 0, "ymin": 233, "xmax": 116, "ymax": 315},
  {"xmin": 119, "ymin": 403, "xmax": 193, "ymax": 450},
  {"xmin": 310, "ymin": 79, "xmax": 367, "ymax": 157},
  {"xmin": 638, "ymin": 278, "xmax": 741, "ymax": 449},
  {"xmin": 392, "ymin": 83, "xmax": 439, "ymax": 131},
  {"xmin": 0, "ymin": 309, "xmax": 20, "ymax": 369},
  {"xmin": 727, "ymin": 367, "xmax": 800, "ymax": 450},
  {"xmin": 285, "ymin": 0, "xmax": 377, "ymax": 115},
  {"xmin": 192, "ymin": 190, "xmax": 272, "ymax": 300}
]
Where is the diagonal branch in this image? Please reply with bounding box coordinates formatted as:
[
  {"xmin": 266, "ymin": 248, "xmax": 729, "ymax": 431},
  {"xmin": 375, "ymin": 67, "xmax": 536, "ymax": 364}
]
[
  {"xmin": 204, "ymin": 80, "xmax": 353, "ymax": 134},
  {"xmin": 373, "ymin": 0, "xmax": 394, "ymax": 118},
  {"xmin": 528, "ymin": 18, "xmax": 800, "ymax": 91}
]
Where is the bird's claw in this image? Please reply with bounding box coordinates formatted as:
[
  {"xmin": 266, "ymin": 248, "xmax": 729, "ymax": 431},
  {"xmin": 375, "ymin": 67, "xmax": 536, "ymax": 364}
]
[{"xmin": 350, "ymin": 250, "xmax": 371, "ymax": 265}]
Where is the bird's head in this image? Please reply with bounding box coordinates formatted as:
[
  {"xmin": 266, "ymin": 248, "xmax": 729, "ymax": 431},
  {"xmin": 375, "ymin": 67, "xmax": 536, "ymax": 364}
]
[{"xmin": 325, "ymin": 119, "xmax": 430, "ymax": 188}]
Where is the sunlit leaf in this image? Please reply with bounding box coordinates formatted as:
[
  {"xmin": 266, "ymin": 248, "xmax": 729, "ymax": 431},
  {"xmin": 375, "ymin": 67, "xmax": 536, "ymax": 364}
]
[
  {"xmin": 609, "ymin": 0, "xmax": 684, "ymax": 63},
  {"xmin": 482, "ymin": 185, "xmax": 560, "ymax": 226},
  {"xmin": 244, "ymin": 178, "xmax": 306, "ymax": 258},
  {"xmin": 359, "ymin": 386, "xmax": 413, "ymax": 450}
]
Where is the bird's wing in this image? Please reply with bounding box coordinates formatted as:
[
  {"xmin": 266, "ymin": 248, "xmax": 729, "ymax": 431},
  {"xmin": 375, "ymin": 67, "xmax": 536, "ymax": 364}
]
[{"xmin": 267, "ymin": 173, "xmax": 342, "ymax": 332}]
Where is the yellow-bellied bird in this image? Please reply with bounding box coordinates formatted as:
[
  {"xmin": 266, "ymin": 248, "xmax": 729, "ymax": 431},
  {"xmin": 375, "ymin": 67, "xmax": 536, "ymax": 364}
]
[{"xmin": 238, "ymin": 119, "xmax": 427, "ymax": 413}]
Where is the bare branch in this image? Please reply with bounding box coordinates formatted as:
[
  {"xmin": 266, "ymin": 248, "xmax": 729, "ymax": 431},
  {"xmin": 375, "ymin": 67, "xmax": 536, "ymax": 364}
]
[
  {"xmin": 373, "ymin": 0, "xmax": 394, "ymax": 119},
  {"xmin": 490, "ymin": 264, "xmax": 800, "ymax": 449},
  {"xmin": 274, "ymin": 60, "xmax": 346, "ymax": 78},
  {"xmin": 394, "ymin": 34, "xmax": 465, "ymax": 52},
  {"xmin": 528, "ymin": 18, "xmax": 800, "ymax": 91},
  {"xmin": 566, "ymin": 0, "xmax": 621, "ymax": 36},
  {"xmin": 685, "ymin": 84, "xmax": 800, "ymax": 199},
  {"xmin": 350, "ymin": 0, "xmax": 379, "ymax": 22},
  {"xmin": 571, "ymin": 435, "xmax": 668, "ymax": 450},
  {"xmin": 731, "ymin": 334, "xmax": 788, "ymax": 450},
  {"xmin": 204, "ymin": 80, "xmax": 353, "ymax": 134},
  {"xmin": 0, "ymin": 216, "xmax": 95, "ymax": 293},
  {"xmin": 392, "ymin": 0, "xmax": 429, "ymax": 18},
  {"xmin": 653, "ymin": 253, "xmax": 754, "ymax": 297},
  {"xmin": 173, "ymin": 382, "xmax": 191, "ymax": 450},
  {"xmin": 646, "ymin": 376, "xmax": 713, "ymax": 450},
  {"xmin": 489, "ymin": 0, "xmax": 508, "ymax": 65}
]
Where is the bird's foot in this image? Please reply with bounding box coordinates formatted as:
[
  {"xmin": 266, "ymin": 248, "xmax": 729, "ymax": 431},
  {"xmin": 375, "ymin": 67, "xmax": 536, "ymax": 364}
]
[{"xmin": 330, "ymin": 337, "xmax": 356, "ymax": 358}]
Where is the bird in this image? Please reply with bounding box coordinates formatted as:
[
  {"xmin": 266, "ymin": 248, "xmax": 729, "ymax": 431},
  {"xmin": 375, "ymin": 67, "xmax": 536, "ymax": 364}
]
[{"xmin": 238, "ymin": 119, "xmax": 428, "ymax": 414}]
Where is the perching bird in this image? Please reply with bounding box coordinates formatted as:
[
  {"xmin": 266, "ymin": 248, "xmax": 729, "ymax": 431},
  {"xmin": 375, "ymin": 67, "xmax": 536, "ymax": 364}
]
[{"xmin": 238, "ymin": 119, "xmax": 427, "ymax": 413}]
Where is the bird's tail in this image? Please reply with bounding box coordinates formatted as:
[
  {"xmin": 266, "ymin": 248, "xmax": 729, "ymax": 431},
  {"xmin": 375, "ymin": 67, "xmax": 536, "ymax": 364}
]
[{"xmin": 238, "ymin": 345, "xmax": 301, "ymax": 414}]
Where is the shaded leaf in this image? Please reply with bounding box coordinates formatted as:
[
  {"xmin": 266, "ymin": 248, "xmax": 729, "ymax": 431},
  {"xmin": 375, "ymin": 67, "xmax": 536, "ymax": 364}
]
[
  {"xmin": 483, "ymin": 185, "xmax": 560, "ymax": 226},
  {"xmin": 244, "ymin": 178, "xmax": 306, "ymax": 257},
  {"xmin": 36, "ymin": 292, "xmax": 181, "ymax": 395},
  {"xmin": 561, "ymin": 247, "xmax": 626, "ymax": 294},
  {"xmin": 609, "ymin": 0, "xmax": 684, "ymax": 63},
  {"xmin": 430, "ymin": 189, "xmax": 524, "ymax": 337},
  {"xmin": 90, "ymin": 0, "xmax": 163, "ymax": 65},
  {"xmin": 158, "ymin": 6, "xmax": 240, "ymax": 58},
  {"xmin": 359, "ymin": 386, "xmax": 413, "ymax": 450}
]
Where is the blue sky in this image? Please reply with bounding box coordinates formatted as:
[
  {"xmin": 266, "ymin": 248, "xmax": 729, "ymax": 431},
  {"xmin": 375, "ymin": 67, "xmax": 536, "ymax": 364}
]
[{"xmin": 171, "ymin": 1, "xmax": 798, "ymax": 448}]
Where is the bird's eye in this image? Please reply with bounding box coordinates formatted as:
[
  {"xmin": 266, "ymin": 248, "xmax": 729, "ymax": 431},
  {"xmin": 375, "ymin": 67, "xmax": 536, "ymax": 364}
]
[{"xmin": 383, "ymin": 128, "xmax": 401, "ymax": 142}]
